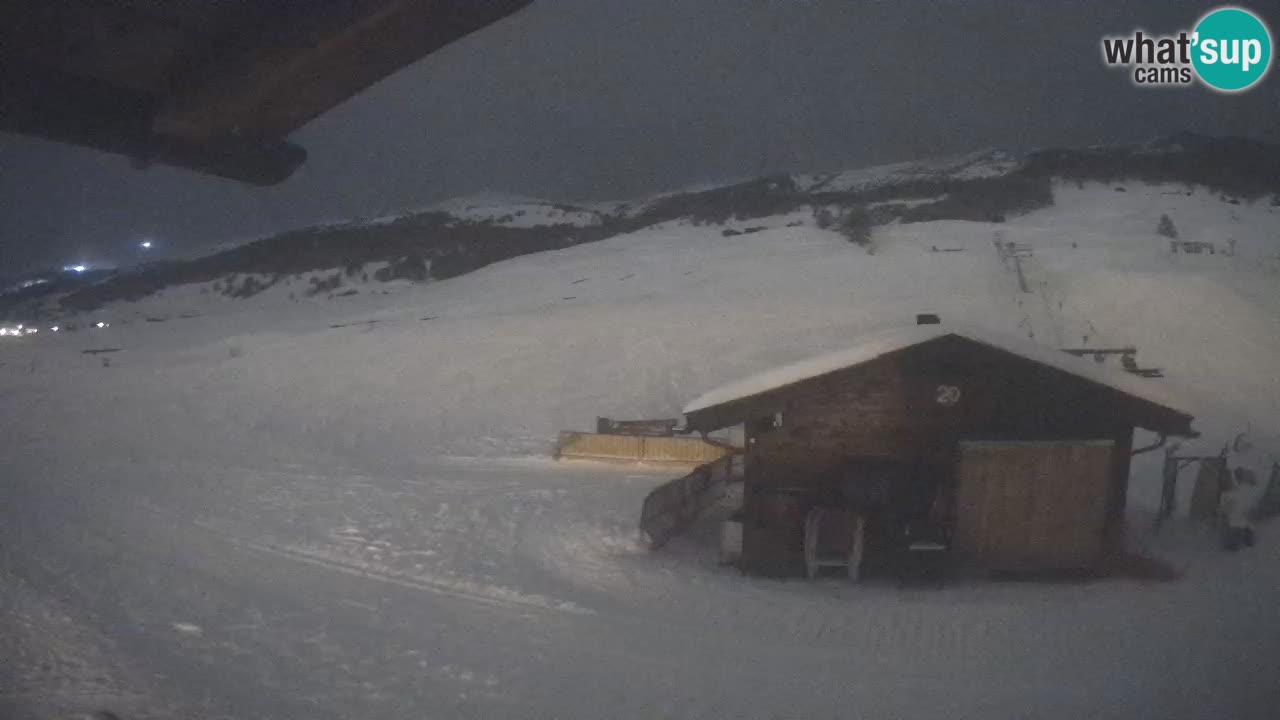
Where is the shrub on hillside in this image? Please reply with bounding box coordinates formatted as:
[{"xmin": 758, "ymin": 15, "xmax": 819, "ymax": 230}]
[
  {"xmin": 640, "ymin": 174, "xmax": 804, "ymax": 228},
  {"xmin": 898, "ymin": 175, "xmax": 1053, "ymax": 224},
  {"xmin": 839, "ymin": 207, "xmax": 873, "ymax": 248},
  {"xmin": 374, "ymin": 253, "xmax": 429, "ymax": 283},
  {"xmin": 305, "ymin": 273, "xmax": 343, "ymax": 297},
  {"xmin": 430, "ymin": 249, "xmax": 492, "ymax": 280},
  {"xmin": 814, "ymin": 207, "xmax": 837, "ymax": 229},
  {"xmin": 229, "ymin": 274, "xmax": 274, "ymax": 299}
]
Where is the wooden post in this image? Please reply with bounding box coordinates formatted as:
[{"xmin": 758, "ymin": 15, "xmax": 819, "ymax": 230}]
[
  {"xmin": 1251, "ymin": 462, "xmax": 1280, "ymax": 521},
  {"xmin": 1105, "ymin": 429, "xmax": 1134, "ymax": 552},
  {"xmin": 848, "ymin": 514, "xmax": 866, "ymax": 582},
  {"xmin": 1013, "ymin": 253, "xmax": 1030, "ymax": 293},
  {"xmin": 1189, "ymin": 456, "xmax": 1227, "ymax": 522},
  {"xmin": 1156, "ymin": 446, "xmax": 1178, "ymax": 532}
]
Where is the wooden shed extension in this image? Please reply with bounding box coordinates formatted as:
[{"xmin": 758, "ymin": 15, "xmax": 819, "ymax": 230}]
[{"xmin": 683, "ymin": 325, "xmax": 1196, "ymax": 578}]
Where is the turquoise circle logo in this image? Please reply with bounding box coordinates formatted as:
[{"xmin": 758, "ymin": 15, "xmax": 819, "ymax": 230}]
[{"xmin": 1192, "ymin": 7, "xmax": 1272, "ymax": 91}]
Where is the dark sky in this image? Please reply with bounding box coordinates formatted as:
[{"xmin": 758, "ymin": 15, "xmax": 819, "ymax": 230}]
[{"xmin": 2, "ymin": 0, "xmax": 1279, "ymax": 274}]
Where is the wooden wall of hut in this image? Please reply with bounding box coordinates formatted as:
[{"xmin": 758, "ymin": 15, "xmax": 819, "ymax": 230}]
[{"xmin": 735, "ymin": 336, "xmax": 1139, "ymax": 576}]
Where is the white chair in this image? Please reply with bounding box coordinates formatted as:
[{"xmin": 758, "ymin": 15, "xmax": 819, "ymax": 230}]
[{"xmin": 803, "ymin": 507, "xmax": 866, "ymax": 581}]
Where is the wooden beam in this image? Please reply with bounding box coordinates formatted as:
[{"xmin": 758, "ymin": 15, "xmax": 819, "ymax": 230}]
[
  {"xmin": 0, "ymin": 61, "xmax": 305, "ymax": 185},
  {"xmin": 152, "ymin": 0, "xmax": 533, "ymax": 141},
  {"xmin": 1060, "ymin": 347, "xmax": 1138, "ymax": 356},
  {"xmin": 0, "ymin": 1, "xmax": 195, "ymax": 94},
  {"xmin": 1104, "ymin": 427, "xmax": 1134, "ymax": 551}
]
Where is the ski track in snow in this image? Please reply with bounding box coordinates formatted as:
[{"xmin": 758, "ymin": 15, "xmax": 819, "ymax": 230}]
[{"xmin": 0, "ymin": 576, "xmax": 183, "ymax": 720}]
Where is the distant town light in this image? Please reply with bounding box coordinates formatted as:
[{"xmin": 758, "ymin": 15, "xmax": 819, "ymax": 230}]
[
  {"xmin": 95, "ymin": 321, "xmax": 108, "ymax": 328},
  {"xmin": 63, "ymin": 264, "xmax": 87, "ymax": 273},
  {"xmin": 25, "ymin": 328, "xmax": 36, "ymax": 334},
  {"xmin": 140, "ymin": 240, "xmax": 153, "ymax": 249},
  {"xmin": 51, "ymin": 326, "xmax": 59, "ymax": 332}
]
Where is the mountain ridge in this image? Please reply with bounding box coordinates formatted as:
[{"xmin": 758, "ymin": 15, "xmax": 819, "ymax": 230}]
[{"xmin": 3, "ymin": 132, "xmax": 1279, "ymax": 321}]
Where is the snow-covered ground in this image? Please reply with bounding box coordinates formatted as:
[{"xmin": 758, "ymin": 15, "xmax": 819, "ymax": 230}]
[
  {"xmin": 2, "ymin": 181, "xmax": 1279, "ymax": 719},
  {"xmin": 369, "ymin": 192, "xmax": 607, "ymax": 228},
  {"xmin": 796, "ymin": 148, "xmax": 1022, "ymax": 192}
]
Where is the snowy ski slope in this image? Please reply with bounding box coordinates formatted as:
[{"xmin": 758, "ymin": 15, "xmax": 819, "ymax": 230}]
[{"xmin": 1, "ymin": 179, "xmax": 1278, "ymax": 719}]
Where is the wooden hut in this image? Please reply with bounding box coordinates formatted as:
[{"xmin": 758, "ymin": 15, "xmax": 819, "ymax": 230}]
[{"xmin": 682, "ymin": 324, "xmax": 1196, "ymax": 578}]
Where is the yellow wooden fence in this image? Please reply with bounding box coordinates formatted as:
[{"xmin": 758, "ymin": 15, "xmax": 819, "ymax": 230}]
[{"xmin": 556, "ymin": 432, "xmax": 733, "ymax": 465}]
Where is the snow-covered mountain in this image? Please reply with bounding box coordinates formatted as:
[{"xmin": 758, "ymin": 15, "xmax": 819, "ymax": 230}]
[
  {"xmin": 5, "ymin": 133, "xmax": 1280, "ymax": 463},
  {"xmin": 6, "ymin": 132, "xmax": 1275, "ymax": 320},
  {"xmin": 4, "ymin": 135, "xmax": 1280, "ymax": 719},
  {"xmin": 794, "ymin": 147, "xmax": 1023, "ymax": 192},
  {"xmin": 4, "ymin": 169, "xmax": 1277, "ymax": 463}
]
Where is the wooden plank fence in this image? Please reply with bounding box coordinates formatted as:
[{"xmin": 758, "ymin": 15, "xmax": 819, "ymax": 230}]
[{"xmin": 556, "ymin": 432, "xmax": 732, "ymax": 465}]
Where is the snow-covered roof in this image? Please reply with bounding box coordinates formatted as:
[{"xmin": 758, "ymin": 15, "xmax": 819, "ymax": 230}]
[{"xmin": 682, "ymin": 324, "xmax": 1194, "ymax": 420}]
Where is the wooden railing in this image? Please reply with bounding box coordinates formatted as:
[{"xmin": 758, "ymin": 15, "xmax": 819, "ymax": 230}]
[
  {"xmin": 639, "ymin": 454, "xmax": 739, "ymax": 549},
  {"xmin": 556, "ymin": 431, "xmax": 732, "ymax": 465}
]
